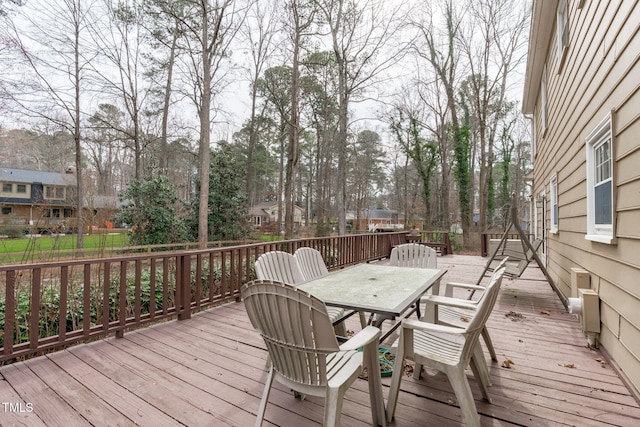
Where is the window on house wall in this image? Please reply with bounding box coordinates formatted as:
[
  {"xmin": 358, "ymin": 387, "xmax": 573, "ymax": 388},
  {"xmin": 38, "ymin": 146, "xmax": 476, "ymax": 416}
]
[
  {"xmin": 557, "ymin": 0, "xmax": 569, "ymax": 66},
  {"xmin": 541, "ymin": 65, "xmax": 548, "ymax": 134},
  {"xmin": 586, "ymin": 113, "xmax": 614, "ymax": 244},
  {"xmin": 45, "ymin": 186, "xmax": 65, "ymax": 200},
  {"xmin": 2, "ymin": 183, "xmax": 12, "ymax": 193},
  {"xmin": 63, "ymin": 208, "xmax": 73, "ymax": 218},
  {"xmin": 550, "ymin": 174, "xmax": 558, "ymax": 234},
  {"xmin": 16, "ymin": 184, "xmax": 27, "ymax": 193},
  {"xmin": 2, "ymin": 207, "xmax": 12, "ymax": 215}
]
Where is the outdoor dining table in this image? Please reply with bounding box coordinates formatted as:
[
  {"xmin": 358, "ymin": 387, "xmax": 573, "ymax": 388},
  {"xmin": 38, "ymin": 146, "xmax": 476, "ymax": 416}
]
[{"xmin": 297, "ymin": 262, "xmax": 447, "ymax": 342}]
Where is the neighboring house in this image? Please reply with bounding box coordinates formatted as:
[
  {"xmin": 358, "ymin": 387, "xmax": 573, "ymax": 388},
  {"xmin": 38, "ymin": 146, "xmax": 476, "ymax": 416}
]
[
  {"xmin": 249, "ymin": 202, "xmax": 303, "ymax": 232},
  {"xmin": 0, "ymin": 167, "xmax": 78, "ymax": 233},
  {"xmin": 0, "ymin": 167, "xmax": 120, "ymax": 234},
  {"xmin": 522, "ymin": 1, "xmax": 640, "ymax": 395},
  {"xmin": 347, "ymin": 208, "xmax": 418, "ymax": 232}
]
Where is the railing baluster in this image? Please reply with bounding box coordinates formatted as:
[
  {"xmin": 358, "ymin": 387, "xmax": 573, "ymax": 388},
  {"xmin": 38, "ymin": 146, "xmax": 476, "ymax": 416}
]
[
  {"xmin": 83, "ymin": 264, "xmax": 91, "ymax": 337},
  {"xmin": 149, "ymin": 259, "xmax": 156, "ymax": 319},
  {"xmin": 116, "ymin": 261, "xmax": 127, "ymax": 338},
  {"xmin": 102, "ymin": 262, "xmax": 110, "ymax": 330},
  {"xmin": 3, "ymin": 271, "xmax": 16, "ymax": 357},
  {"xmin": 60, "ymin": 266, "xmax": 68, "ymax": 341}
]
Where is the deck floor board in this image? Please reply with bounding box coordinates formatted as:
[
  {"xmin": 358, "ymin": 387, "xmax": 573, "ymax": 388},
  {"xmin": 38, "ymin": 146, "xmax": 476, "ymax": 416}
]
[{"xmin": 1, "ymin": 255, "xmax": 639, "ymax": 426}]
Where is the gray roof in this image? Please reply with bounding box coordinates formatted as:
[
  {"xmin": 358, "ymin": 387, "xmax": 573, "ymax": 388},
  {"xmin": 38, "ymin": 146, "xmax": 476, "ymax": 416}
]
[{"xmin": 0, "ymin": 167, "xmax": 76, "ymax": 186}]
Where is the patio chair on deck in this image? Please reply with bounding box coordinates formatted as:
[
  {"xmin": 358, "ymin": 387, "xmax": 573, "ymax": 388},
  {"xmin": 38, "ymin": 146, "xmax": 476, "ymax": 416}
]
[
  {"xmin": 294, "ymin": 247, "xmax": 367, "ymax": 329},
  {"xmin": 389, "ymin": 243, "xmax": 438, "ymax": 269},
  {"xmin": 420, "ymin": 257, "xmax": 509, "ymax": 362},
  {"xmin": 390, "ymin": 242, "xmax": 440, "ymax": 299},
  {"xmin": 387, "ymin": 267, "xmax": 506, "ymax": 427},
  {"xmin": 255, "ymin": 251, "xmax": 347, "ymax": 336},
  {"xmin": 242, "ymin": 280, "xmax": 385, "ymax": 427}
]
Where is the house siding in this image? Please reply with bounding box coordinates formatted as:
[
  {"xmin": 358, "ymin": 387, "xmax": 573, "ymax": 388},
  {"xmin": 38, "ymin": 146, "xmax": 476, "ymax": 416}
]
[{"xmin": 524, "ymin": 0, "xmax": 640, "ymax": 394}]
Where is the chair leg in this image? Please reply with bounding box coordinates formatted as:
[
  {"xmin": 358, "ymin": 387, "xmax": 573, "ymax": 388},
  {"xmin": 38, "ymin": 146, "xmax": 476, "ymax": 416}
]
[
  {"xmin": 472, "ymin": 342, "xmax": 492, "ymax": 388},
  {"xmin": 324, "ymin": 386, "xmax": 344, "ymax": 427},
  {"xmin": 255, "ymin": 367, "xmax": 275, "ymax": 427},
  {"xmin": 334, "ymin": 321, "xmax": 347, "ymax": 337},
  {"xmin": 482, "ymin": 326, "xmax": 498, "ymax": 362},
  {"xmin": 358, "ymin": 311, "xmax": 368, "ymax": 328},
  {"xmin": 446, "ymin": 366, "xmax": 481, "ymax": 427},
  {"xmin": 470, "ymin": 345, "xmax": 492, "ymax": 403}
]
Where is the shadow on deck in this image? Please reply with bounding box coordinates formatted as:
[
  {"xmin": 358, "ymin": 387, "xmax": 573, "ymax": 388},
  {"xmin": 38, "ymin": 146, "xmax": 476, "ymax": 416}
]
[{"xmin": 1, "ymin": 255, "xmax": 639, "ymax": 426}]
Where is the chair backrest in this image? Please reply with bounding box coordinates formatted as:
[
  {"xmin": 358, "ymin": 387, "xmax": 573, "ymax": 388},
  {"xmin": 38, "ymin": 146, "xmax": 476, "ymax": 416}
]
[
  {"xmin": 255, "ymin": 251, "xmax": 305, "ymax": 284},
  {"xmin": 294, "ymin": 247, "xmax": 329, "ymax": 281},
  {"xmin": 460, "ymin": 267, "xmax": 505, "ymax": 362},
  {"xmin": 390, "ymin": 243, "xmax": 437, "ymax": 268},
  {"xmin": 242, "ymin": 279, "xmax": 340, "ymax": 386}
]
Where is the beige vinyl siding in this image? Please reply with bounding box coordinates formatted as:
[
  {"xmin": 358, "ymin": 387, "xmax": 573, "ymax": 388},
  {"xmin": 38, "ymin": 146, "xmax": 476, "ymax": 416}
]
[{"xmin": 529, "ymin": 0, "xmax": 640, "ymax": 394}]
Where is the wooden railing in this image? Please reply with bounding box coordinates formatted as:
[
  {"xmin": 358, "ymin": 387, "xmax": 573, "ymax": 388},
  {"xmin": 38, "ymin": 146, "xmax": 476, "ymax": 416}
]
[{"xmin": 0, "ymin": 232, "xmax": 400, "ymax": 363}]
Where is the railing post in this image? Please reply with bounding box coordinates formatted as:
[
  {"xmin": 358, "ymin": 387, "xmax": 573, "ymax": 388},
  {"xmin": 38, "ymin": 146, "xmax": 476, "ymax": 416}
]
[
  {"xmin": 178, "ymin": 254, "xmax": 191, "ymax": 320},
  {"xmin": 481, "ymin": 233, "xmax": 488, "ymax": 257}
]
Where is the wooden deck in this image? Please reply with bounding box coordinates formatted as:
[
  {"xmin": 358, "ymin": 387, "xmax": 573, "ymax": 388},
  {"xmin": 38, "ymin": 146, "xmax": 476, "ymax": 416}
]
[{"xmin": 1, "ymin": 255, "xmax": 639, "ymax": 426}]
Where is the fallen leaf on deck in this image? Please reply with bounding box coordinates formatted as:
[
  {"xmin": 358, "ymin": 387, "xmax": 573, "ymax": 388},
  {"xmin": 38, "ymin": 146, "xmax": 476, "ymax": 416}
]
[
  {"xmin": 501, "ymin": 358, "xmax": 514, "ymax": 368},
  {"xmin": 540, "ymin": 310, "xmax": 551, "ymax": 315},
  {"xmin": 560, "ymin": 363, "xmax": 576, "ymax": 368},
  {"xmin": 505, "ymin": 311, "xmax": 524, "ymax": 321},
  {"xmin": 459, "ymin": 316, "xmax": 470, "ymax": 322}
]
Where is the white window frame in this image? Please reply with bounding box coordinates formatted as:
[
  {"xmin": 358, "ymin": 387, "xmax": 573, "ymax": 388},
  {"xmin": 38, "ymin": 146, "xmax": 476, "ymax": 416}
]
[
  {"xmin": 44, "ymin": 186, "xmax": 65, "ymax": 200},
  {"xmin": 541, "ymin": 65, "xmax": 548, "ymax": 135},
  {"xmin": 585, "ymin": 113, "xmax": 614, "ymax": 244},
  {"xmin": 556, "ymin": 0, "xmax": 569, "ymax": 67},
  {"xmin": 550, "ymin": 174, "xmax": 558, "ymax": 234}
]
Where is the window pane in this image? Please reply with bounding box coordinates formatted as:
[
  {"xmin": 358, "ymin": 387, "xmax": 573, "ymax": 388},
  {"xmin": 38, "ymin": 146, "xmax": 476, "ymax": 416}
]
[
  {"xmin": 2, "ymin": 183, "xmax": 12, "ymax": 192},
  {"xmin": 2, "ymin": 207, "xmax": 11, "ymax": 215},
  {"xmin": 17, "ymin": 184, "xmax": 26, "ymax": 193},
  {"xmin": 594, "ymin": 181, "xmax": 612, "ymax": 225},
  {"xmin": 55, "ymin": 187, "xmax": 64, "ymax": 199},
  {"xmin": 595, "ymin": 139, "xmax": 611, "ymax": 183}
]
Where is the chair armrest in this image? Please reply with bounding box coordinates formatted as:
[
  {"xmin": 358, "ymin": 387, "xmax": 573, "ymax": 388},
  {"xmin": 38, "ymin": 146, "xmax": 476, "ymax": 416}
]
[
  {"xmin": 402, "ymin": 318, "xmax": 466, "ymax": 335},
  {"xmin": 339, "ymin": 325, "xmax": 381, "ymax": 351},
  {"xmin": 444, "ymin": 282, "xmax": 485, "ymax": 297},
  {"xmin": 419, "ymin": 295, "xmax": 479, "ymax": 311}
]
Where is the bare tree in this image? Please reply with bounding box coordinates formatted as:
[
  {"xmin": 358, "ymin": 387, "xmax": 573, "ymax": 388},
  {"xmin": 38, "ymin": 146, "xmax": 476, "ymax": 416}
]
[
  {"xmin": 3, "ymin": 0, "xmax": 98, "ymax": 248},
  {"xmin": 283, "ymin": 0, "xmax": 316, "ymax": 238},
  {"xmin": 88, "ymin": 0, "xmax": 152, "ymax": 181},
  {"xmin": 241, "ymin": 0, "xmax": 280, "ymax": 206},
  {"xmin": 178, "ymin": 0, "xmax": 245, "ymax": 245},
  {"xmin": 315, "ymin": 0, "xmax": 407, "ymax": 235},
  {"xmin": 458, "ymin": 0, "xmax": 528, "ymax": 232}
]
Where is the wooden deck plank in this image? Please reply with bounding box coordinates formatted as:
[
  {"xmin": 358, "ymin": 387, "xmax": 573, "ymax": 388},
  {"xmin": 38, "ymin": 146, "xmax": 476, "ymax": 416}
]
[
  {"xmin": 1, "ymin": 255, "xmax": 638, "ymax": 426},
  {"xmin": 46, "ymin": 350, "xmax": 182, "ymax": 426},
  {"xmin": 24, "ymin": 356, "xmax": 134, "ymax": 426},
  {"xmin": 0, "ymin": 375, "xmax": 48, "ymax": 426},
  {"xmin": 1, "ymin": 362, "xmax": 90, "ymax": 426}
]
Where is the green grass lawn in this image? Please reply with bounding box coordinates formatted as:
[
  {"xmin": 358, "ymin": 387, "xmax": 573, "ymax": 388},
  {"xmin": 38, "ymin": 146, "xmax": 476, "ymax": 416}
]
[{"xmin": 0, "ymin": 233, "xmax": 130, "ymax": 263}]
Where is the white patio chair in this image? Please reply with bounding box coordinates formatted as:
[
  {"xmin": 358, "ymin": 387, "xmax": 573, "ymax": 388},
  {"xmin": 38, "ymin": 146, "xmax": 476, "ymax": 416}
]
[
  {"xmin": 387, "ymin": 267, "xmax": 506, "ymax": 427},
  {"xmin": 242, "ymin": 279, "xmax": 386, "ymax": 427},
  {"xmin": 294, "ymin": 246, "xmax": 330, "ymax": 280},
  {"xmin": 294, "ymin": 247, "xmax": 367, "ymax": 329},
  {"xmin": 255, "ymin": 251, "xmax": 347, "ymax": 336},
  {"xmin": 254, "ymin": 251, "xmax": 305, "ymax": 285},
  {"xmin": 390, "ymin": 242, "xmax": 438, "ymax": 269},
  {"xmin": 421, "ymin": 257, "xmax": 509, "ymax": 362}
]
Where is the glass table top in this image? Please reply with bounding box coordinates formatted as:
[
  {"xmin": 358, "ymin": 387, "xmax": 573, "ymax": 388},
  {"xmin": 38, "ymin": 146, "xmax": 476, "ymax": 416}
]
[{"xmin": 297, "ymin": 263, "xmax": 446, "ymax": 316}]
